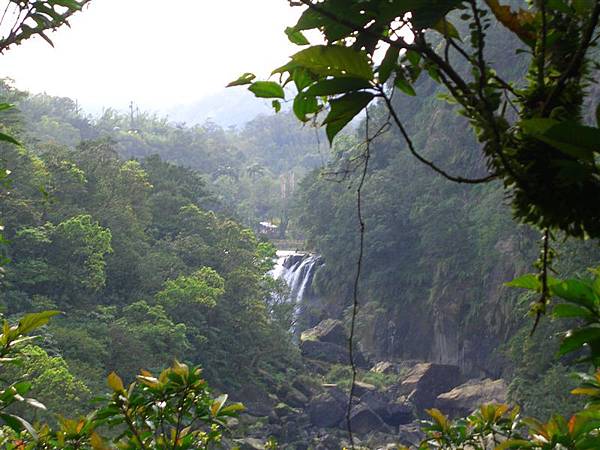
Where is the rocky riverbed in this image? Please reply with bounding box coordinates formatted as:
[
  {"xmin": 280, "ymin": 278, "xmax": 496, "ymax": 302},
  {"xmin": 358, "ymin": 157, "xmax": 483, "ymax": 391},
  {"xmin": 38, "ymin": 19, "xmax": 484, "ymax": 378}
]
[{"xmin": 228, "ymin": 318, "xmax": 508, "ymax": 449}]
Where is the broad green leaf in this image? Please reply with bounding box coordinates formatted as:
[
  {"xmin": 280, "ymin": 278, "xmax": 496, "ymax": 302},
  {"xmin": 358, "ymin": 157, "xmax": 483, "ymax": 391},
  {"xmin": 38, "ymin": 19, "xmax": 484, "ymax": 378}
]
[
  {"xmin": 226, "ymin": 73, "xmax": 256, "ymax": 88},
  {"xmin": 573, "ymin": 0, "xmax": 594, "ymax": 15},
  {"xmin": 0, "ymin": 413, "xmax": 38, "ymax": 439},
  {"xmin": 378, "ymin": 46, "xmax": 400, "ymax": 84},
  {"xmin": 219, "ymin": 402, "xmax": 245, "ymax": 415},
  {"xmin": 323, "ymin": 91, "xmax": 373, "ymax": 145},
  {"xmin": 521, "ymin": 119, "xmax": 600, "ymax": 161},
  {"xmin": 425, "ymin": 408, "xmax": 449, "ymax": 430},
  {"xmin": 505, "ymin": 274, "xmax": 541, "ymax": 290},
  {"xmin": 496, "ymin": 439, "xmax": 535, "ymax": 449},
  {"xmin": 17, "ymin": 310, "xmax": 60, "ymax": 335},
  {"xmin": 411, "ymin": 0, "xmax": 465, "ymax": 29},
  {"xmin": 553, "ymin": 303, "xmax": 594, "ymax": 319},
  {"xmin": 0, "ymin": 132, "xmax": 21, "ymax": 146},
  {"xmin": 293, "ymin": 93, "xmax": 319, "ymax": 122},
  {"xmin": 248, "ymin": 81, "xmax": 285, "ymax": 99},
  {"xmin": 52, "ymin": 0, "xmax": 83, "ymax": 9},
  {"xmin": 432, "ymin": 19, "xmax": 460, "ymax": 39},
  {"xmin": 292, "ymin": 67, "xmax": 315, "ymax": 91},
  {"xmin": 551, "ymin": 280, "xmax": 598, "ymax": 310},
  {"xmin": 107, "ymin": 372, "xmax": 125, "ymax": 392},
  {"xmin": 285, "ymin": 27, "xmax": 310, "ymax": 46},
  {"xmin": 546, "ymin": 0, "xmax": 572, "ymax": 13},
  {"xmin": 559, "ymin": 326, "xmax": 600, "ymax": 356},
  {"xmin": 291, "ymin": 45, "xmax": 374, "ymax": 80},
  {"xmin": 394, "ymin": 74, "xmax": 416, "ymax": 96},
  {"xmin": 304, "ymin": 78, "xmax": 371, "ymax": 97},
  {"xmin": 211, "ymin": 394, "xmax": 228, "ymax": 416}
]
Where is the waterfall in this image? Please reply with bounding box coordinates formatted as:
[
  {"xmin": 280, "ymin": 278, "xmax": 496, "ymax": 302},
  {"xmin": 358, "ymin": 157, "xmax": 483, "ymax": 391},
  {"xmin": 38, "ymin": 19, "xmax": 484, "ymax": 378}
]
[{"xmin": 270, "ymin": 250, "xmax": 322, "ymax": 326}]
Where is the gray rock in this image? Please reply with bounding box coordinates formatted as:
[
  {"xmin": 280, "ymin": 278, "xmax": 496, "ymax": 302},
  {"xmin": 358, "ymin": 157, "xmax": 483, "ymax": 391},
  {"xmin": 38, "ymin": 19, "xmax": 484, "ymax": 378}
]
[
  {"xmin": 360, "ymin": 390, "xmax": 414, "ymax": 426},
  {"xmin": 301, "ymin": 319, "xmax": 347, "ymax": 347},
  {"xmin": 400, "ymin": 363, "xmax": 462, "ymax": 413},
  {"xmin": 435, "ymin": 378, "xmax": 508, "ymax": 417},
  {"xmin": 308, "ymin": 388, "xmax": 346, "ymax": 428},
  {"xmin": 397, "ymin": 422, "xmax": 425, "ymax": 447},
  {"xmin": 370, "ymin": 361, "xmax": 397, "ymax": 374},
  {"xmin": 348, "ymin": 403, "xmax": 389, "ymax": 435},
  {"xmin": 234, "ymin": 437, "xmax": 265, "ymax": 450},
  {"xmin": 354, "ymin": 380, "xmax": 377, "ymax": 397},
  {"xmin": 300, "ymin": 339, "xmax": 349, "ymax": 364},
  {"xmin": 280, "ymin": 385, "xmax": 309, "ymax": 408}
]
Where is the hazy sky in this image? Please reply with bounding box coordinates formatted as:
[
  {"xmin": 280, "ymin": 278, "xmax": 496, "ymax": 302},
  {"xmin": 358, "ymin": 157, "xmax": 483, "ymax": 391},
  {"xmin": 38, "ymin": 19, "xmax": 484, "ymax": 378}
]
[{"xmin": 0, "ymin": 0, "xmax": 303, "ymax": 113}]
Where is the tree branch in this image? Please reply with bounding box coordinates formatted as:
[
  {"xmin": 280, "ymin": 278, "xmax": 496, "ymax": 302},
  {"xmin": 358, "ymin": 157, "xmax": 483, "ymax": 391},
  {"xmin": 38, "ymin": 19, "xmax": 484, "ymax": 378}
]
[{"xmin": 379, "ymin": 89, "xmax": 498, "ymax": 184}]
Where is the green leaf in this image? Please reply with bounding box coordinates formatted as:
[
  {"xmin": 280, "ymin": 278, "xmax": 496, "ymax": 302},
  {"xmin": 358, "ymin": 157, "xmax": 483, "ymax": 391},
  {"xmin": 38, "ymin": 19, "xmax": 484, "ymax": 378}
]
[
  {"xmin": 0, "ymin": 132, "xmax": 21, "ymax": 146},
  {"xmin": 432, "ymin": 19, "xmax": 460, "ymax": 39},
  {"xmin": 394, "ymin": 74, "xmax": 416, "ymax": 96},
  {"xmin": 17, "ymin": 311, "xmax": 60, "ymax": 335},
  {"xmin": 211, "ymin": 394, "xmax": 228, "ymax": 416},
  {"xmin": 559, "ymin": 326, "xmax": 600, "ymax": 356},
  {"xmin": 293, "ymin": 93, "xmax": 319, "ymax": 122},
  {"xmin": 271, "ymin": 100, "xmax": 281, "ymax": 113},
  {"xmin": 506, "ymin": 274, "xmax": 541, "ymax": 291},
  {"xmin": 107, "ymin": 372, "xmax": 125, "ymax": 392},
  {"xmin": 551, "ymin": 280, "xmax": 598, "ymax": 310},
  {"xmin": 378, "ymin": 46, "xmax": 400, "ymax": 84},
  {"xmin": 573, "ymin": 0, "xmax": 594, "ymax": 15},
  {"xmin": 304, "ymin": 78, "xmax": 371, "ymax": 97},
  {"xmin": 0, "ymin": 103, "xmax": 13, "ymax": 112},
  {"xmin": 52, "ymin": 0, "xmax": 83, "ymax": 10},
  {"xmin": 496, "ymin": 439, "xmax": 535, "ymax": 449},
  {"xmin": 410, "ymin": 0, "xmax": 464, "ymax": 29},
  {"xmin": 248, "ymin": 81, "xmax": 285, "ymax": 99},
  {"xmin": 292, "ymin": 67, "xmax": 315, "ymax": 91},
  {"xmin": 323, "ymin": 91, "xmax": 373, "ymax": 145},
  {"xmin": 596, "ymin": 103, "xmax": 600, "ymax": 127},
  {"xmin": 547, "ymin": 0, "xmax": 572, "ymax": 13},
  {"xmin": 0, "ymin": 413, "xmax": 38, "ymax": 439},
  {"xmin": 520, "ymin": 119, "xmax": 600, "ymax": 161},
  {"xmin": 226, "ymin": 73, "xmax": 256, "ymax": 87},
  {"xmin": 291, "ymin": 45, "xmax": 374, "ymax": 80},
  {"xmin": 285, "ymin": 27, "xmax": 310, "ymax": 45},
  {"xmin": 553, "ymin": 303, "xmax": 594, "ymax": 319}
]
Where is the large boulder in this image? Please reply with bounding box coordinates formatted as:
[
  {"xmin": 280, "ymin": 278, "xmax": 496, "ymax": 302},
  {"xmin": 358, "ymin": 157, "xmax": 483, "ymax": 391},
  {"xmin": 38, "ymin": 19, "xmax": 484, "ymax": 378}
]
[
  {"xmin": 301, "ymin": 339, "xmax": 349, "ymax": 364},
  {"xmin": 400, "ymin": 363, "xmax": 462, "ymax": 413},
  {"xmin": 360, "ymin": 390, "xmax": 414, "ymax": 427},
  {"xmin": 348, "ymin": 403, "xmax": 389, "ymax": 435},
  {"xmin": 301, "ymin": 319, "xmax": 347, "ymax": 347},
  {"xmin": 308, "ymin": 387, "xmax": 346, "ymax": 428},
  {"xmin": 353, "ymin": 380, "xmax": 377, "ymax": 397},
  {"xmin": 235, "ymin": 384, "xmax": 276, "ymax": 417},
  {"xmin": 370, "ymin": 361, "xmax": 398, "ymax": 375},
  {"xmin": 435, "ymin": 378, "xmax": 508, "ymax": 417}
]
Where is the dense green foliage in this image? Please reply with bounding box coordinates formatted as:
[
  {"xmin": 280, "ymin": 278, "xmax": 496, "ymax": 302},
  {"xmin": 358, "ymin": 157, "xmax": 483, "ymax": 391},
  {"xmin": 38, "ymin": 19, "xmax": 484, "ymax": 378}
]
[
  {"xmin": 239, "ymin": 0, "xmax": 600, "ymax": 240},
  {"xmin": 0, "ymin": 82, "xmax": 304, "ymax": 418}
]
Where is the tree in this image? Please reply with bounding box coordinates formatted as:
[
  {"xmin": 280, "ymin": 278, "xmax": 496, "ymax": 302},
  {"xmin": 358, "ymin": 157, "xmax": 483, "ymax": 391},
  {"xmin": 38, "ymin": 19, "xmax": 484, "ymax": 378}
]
[
  {"xmin": 234, "ymin": 1, "xmax": 600, "ymax": 228},
  {"xmin": 0, "ymin": 0, "xmax": 92, "ymax": 274},
  {"xmin": 233, "ymin": 0, "xmax": 600, "ymax": 339},
  {"xmin": 232, "ymin": 1, "xmax": 600, "ymax": 446}
]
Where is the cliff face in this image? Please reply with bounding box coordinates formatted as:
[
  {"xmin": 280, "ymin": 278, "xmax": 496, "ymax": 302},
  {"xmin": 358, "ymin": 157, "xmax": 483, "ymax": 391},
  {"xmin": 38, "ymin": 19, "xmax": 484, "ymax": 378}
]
[{"xmin": 293, "ymin": 15, "xmax": 599, "ymax": 379}]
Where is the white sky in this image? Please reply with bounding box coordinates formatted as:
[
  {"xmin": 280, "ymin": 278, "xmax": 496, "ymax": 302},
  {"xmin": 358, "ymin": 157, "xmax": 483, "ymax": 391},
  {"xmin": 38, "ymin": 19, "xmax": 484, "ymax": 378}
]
[{"xmin": 0, "ymin": 0, "xmax": 304, "ymax": 113}]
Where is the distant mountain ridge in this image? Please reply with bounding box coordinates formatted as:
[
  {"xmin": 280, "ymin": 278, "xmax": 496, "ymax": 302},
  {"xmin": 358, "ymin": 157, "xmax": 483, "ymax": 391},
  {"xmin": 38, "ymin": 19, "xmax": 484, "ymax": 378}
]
[{"xmin": 166, "ymin": 88, "xmax": 281, "ymax": 127}]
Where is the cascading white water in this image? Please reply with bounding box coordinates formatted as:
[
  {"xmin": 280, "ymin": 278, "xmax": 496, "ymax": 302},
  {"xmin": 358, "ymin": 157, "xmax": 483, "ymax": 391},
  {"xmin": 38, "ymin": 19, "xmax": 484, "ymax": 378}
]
[{"xmin": 270, "ymin": 250, "xmax": 322, "ymax": 318}]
